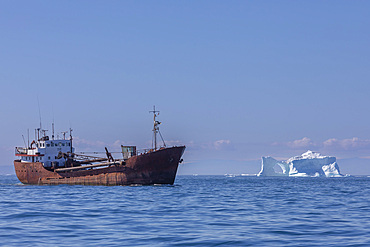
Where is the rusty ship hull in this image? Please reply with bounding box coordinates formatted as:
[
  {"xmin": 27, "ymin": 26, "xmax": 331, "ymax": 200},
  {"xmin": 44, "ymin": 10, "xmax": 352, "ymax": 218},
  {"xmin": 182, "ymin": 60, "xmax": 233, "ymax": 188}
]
[{"xmin": 14, "ymin": 146, "xmax": 185, "ymax": 186}]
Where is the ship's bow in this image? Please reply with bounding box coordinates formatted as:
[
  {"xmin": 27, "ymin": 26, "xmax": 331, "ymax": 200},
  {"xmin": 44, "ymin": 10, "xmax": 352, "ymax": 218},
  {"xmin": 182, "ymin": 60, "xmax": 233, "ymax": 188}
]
[{"xmin": 124, "ymin": 146, "xmax": 185, "ymax": 185}]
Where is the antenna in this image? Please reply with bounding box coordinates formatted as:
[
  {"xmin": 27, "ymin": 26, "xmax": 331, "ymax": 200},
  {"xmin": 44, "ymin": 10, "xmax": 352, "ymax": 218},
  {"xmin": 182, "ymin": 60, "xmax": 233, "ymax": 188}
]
[
  {"xmin": 22, "ymin": 135, "xmax": 27, "ymax": 148},
  {"xmin": 37, "ymin": 96, "xmax": 42, "ymax": 130},
  {"xmin": 61, "ymin": 131, "xmax": 68, "ymax": 140},
  {"xmin": 27, "ymin": 129, "xmax": 29, "ymax": 148},
  {"xmin": 69, "ymin": 128, "xmax": 73, "ymax": 153},
  {"xmin": 69, "ymin": 121, "xmax": 73, "ymax": 153},
  {"xmin": 52, "ymin": 105, "xmax": 55, "ymax": 140}
]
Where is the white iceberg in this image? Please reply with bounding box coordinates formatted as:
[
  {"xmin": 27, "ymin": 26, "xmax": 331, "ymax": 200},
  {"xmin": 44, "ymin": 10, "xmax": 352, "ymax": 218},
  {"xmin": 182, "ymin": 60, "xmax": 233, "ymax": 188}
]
[{"xmin": 257, "ymin": 150, "xmax": 344, "ymax": 177}]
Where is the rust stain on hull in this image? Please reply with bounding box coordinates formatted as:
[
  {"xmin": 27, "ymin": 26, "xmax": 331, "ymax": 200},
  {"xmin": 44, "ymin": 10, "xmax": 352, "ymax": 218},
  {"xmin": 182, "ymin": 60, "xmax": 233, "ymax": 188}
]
[{"xmin": 14, "ymin": 146, "xmax": 185, "ymax": 186}]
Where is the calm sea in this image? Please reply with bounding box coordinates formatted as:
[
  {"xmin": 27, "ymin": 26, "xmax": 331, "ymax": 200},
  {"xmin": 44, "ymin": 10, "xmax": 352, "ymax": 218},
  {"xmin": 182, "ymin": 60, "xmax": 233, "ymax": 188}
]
[{"xmin": 0, "ymin": 175, "xmax": 369, "ymax": 246}]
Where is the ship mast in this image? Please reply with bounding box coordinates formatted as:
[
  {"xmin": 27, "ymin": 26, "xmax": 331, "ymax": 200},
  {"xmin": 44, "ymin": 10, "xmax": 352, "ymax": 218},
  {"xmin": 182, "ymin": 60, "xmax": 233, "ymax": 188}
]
[
  {"xmin": 69, "ymin": 128, "xmax": 73, "ymax": 153},
  {"xmin": 150, "ymin": 106, "xmax": 159, "ymax": 150},
  {"xmin": 150, "ymin": 106, "xmax": 166, "ymax": 151}
]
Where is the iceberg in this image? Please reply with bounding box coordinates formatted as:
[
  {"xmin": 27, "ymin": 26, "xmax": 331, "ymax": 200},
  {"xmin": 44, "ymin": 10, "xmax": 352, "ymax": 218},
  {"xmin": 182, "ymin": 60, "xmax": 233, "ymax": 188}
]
[{"xmin": 257, "ymin": 150, "xmax": 344, "ymax": 177}]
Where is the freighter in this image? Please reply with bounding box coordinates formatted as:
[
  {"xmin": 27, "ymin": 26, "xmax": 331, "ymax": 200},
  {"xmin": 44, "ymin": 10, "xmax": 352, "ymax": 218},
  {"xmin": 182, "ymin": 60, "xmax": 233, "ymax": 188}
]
[{"xmin": 14, "ymin": 107, "xmax": 185, "ymax": 185}]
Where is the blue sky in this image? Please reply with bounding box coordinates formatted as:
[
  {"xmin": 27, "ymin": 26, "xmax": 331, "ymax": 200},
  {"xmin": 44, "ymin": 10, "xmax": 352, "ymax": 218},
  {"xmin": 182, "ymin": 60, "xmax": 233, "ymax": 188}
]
[{"xmin": 1, "ymin": 1, "xmax": 370, "ymax": 175}]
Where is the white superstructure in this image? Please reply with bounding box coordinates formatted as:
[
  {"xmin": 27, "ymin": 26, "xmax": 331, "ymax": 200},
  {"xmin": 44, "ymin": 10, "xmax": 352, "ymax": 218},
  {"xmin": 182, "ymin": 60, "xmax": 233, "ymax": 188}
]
[{"xmin": 15, "ymin": 135, "xmax": 75, "ymax": 168}]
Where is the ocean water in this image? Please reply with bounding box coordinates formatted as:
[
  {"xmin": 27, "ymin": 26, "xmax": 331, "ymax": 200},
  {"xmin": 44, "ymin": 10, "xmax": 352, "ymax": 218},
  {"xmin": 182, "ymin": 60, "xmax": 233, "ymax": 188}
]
[{"xmin": 0, "ymin": 175, "xmax": 369, "ymax": 246}]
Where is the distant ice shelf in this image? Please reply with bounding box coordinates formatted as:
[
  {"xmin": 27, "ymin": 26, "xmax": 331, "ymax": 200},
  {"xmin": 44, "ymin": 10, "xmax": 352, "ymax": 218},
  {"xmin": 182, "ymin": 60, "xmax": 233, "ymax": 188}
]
[{"xmin": 258, "ymin": 150, "xmax": 345, "ymax": 177}]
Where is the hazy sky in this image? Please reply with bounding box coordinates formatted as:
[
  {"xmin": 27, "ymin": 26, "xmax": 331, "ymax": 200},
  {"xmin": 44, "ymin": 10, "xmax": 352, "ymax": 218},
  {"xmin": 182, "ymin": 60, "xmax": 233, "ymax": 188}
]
[{"xmin": 1, "ymin": 1, "xmax": 370, "ymax": 175}]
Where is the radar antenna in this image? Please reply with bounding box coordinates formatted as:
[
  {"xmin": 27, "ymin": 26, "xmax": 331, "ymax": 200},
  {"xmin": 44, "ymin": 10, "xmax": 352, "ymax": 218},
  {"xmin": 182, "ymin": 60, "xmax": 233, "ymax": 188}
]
[
  {"xmin": 61, "ymin": 131, "xmax": 68, "ymax": 140},
  {"xmin": 41, "ymin": 129, "xmax": 48, "ymax": 138}
]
